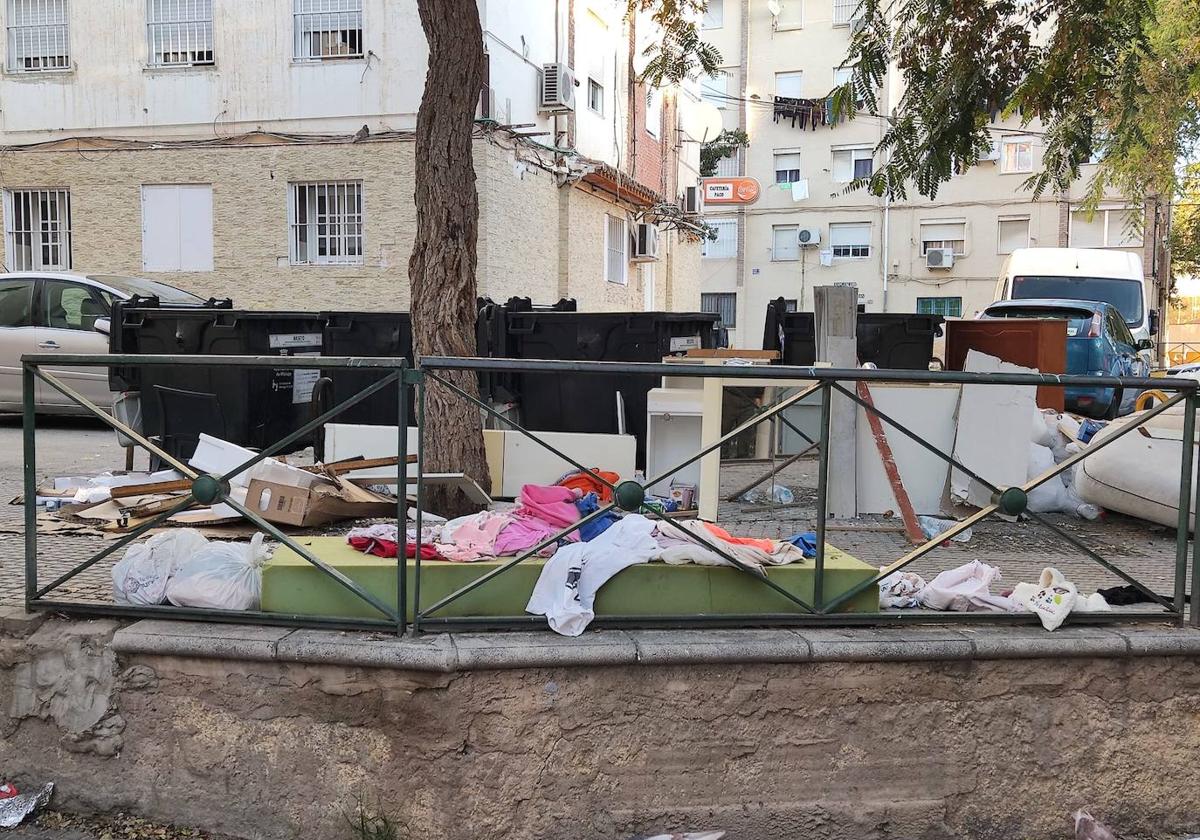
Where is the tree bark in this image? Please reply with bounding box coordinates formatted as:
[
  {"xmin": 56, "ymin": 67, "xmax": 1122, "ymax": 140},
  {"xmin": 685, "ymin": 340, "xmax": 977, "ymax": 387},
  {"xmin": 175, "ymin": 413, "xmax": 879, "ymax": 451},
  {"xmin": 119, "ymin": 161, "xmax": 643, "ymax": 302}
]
[{"xmin": 411, "ymin": 0, "xmax": 490, "ymax": 517}]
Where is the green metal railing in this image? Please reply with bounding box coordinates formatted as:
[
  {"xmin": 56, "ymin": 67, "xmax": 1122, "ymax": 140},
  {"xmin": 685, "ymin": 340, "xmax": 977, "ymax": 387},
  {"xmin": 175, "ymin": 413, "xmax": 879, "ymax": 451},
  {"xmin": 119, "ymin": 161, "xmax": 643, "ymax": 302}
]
[{"xmin": 20, "ymin": 351, "xmax": 1200, "ymax": 633}]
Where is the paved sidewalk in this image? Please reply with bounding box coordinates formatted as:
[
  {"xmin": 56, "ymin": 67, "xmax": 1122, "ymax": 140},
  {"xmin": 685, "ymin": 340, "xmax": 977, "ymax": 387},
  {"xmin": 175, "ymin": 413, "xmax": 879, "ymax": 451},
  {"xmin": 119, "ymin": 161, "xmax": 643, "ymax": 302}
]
[{"xmin": 0, "ymin": 415, "xmax": 1187, "ymax": 613}]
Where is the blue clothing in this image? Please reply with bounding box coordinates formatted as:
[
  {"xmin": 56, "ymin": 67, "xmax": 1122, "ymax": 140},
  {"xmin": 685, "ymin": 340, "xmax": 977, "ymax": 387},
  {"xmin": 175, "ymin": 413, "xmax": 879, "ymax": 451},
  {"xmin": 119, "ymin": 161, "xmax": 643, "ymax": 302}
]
[
  {"xmin": 785, "ymin": 531, "xmax": 818, "ymax": 558},
  {"xmin": 575, "ymin": 492, "xmax": 621, "ymax": 541}
]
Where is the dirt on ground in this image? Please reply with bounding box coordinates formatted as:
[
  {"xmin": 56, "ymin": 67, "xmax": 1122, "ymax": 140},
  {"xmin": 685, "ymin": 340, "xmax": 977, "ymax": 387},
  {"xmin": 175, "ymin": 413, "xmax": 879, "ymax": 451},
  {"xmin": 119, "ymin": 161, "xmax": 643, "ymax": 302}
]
[{"xmin": 6, "ymin": 811, "xmax": 233, "ymax": 840}]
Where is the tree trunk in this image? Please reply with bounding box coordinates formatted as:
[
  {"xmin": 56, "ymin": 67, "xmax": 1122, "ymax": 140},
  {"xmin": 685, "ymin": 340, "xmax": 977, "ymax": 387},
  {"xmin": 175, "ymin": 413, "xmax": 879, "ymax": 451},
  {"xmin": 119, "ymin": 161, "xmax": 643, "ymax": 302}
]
[{"xmin": 411, "ymin": 0, "xmax": 490, "ymax": 517}]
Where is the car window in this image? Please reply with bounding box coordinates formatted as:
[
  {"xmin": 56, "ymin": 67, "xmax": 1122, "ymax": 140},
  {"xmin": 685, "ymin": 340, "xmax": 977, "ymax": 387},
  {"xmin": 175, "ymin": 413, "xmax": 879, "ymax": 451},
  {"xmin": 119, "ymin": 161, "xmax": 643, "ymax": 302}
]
[
  {"xmin": 0, "ymin": 278, "xmax": 34, "ymax": 328},
  {"xmin": 1109, "ymin": 309, "xmax": 1136, "ymax": 347},
  {"xmin": 985, "ymin": 306, "xmax": 1094, "ymax": 336},
  {"xmin": 43, "ymin": 280, "xmax": 109, "ymax": 332}
]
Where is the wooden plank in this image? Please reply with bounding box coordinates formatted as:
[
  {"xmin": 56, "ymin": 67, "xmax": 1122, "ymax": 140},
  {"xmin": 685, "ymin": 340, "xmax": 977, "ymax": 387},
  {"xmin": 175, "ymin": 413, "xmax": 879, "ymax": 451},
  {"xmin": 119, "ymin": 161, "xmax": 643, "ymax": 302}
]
[
  {"xmin": 856, "ymin": 381, "xmax": 924, "ymax": 544},
  {"xmin": 110, "ymin": 478, "xmax": 194, "ymax": 499}
]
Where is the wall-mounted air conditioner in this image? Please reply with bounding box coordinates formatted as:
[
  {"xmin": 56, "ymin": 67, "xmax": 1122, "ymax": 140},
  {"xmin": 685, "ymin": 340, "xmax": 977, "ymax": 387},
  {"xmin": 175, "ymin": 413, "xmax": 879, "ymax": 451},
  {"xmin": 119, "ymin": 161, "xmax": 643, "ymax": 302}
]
[
  {"xmin": 632, "ymin": 223, "xmax": 660, "ymax": 261},
  {"xmin": 797, "ymin": 226, "xmax": 821, "ymax": 246},
  {"xmin": 926, "ymin": 248, "xmax": 955, "ymax": 269},
  {"xmin": 539, "ymin": 63, "xmax": 576, "ymax": 113},
  {"xmin": 850, "ymin": 15, "xmax": 867, "ymax": 33},
  {"xmin": 681, "ymin": 185, "xmax": 702, "ymax": 215},
  {"xmin": 979, "ymin": 139, "xmax": 1001, "ymax": 162}
]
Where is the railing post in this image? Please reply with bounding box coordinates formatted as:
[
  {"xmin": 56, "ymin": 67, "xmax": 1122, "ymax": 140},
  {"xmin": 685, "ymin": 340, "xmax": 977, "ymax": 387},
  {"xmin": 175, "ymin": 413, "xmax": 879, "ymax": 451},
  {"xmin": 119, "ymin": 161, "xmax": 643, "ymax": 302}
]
[
  {"xmin": 814, "ymin": 380, "xmax": 832, "ymax": 608},
  {"xmin": 397, "ymin": 363, "xmax": 408, "ymax": 636},
  {"xmin": 413, "ymin": 370, "xmax": 425, "ymax": 634},
  {"xmin": 22, "ymin": 363, "xmax": 37, "ymax": 607},
  {"xmin": 1176, "ymin": 393, "xmax": 1196, "ymax": 620}
]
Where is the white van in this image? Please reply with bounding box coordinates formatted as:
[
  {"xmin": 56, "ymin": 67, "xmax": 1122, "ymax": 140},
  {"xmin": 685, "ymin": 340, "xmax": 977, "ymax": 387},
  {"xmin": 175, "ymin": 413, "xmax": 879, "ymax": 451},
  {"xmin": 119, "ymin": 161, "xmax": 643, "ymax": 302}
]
[{"xmin": 993, "ymin": 248, "xmax": 1158, "ymax": 354}]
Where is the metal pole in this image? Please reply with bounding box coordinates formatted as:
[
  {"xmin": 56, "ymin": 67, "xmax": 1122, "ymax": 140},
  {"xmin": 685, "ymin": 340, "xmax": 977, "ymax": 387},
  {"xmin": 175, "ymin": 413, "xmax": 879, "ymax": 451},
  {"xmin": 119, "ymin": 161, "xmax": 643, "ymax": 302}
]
[
  {"xmin": 22, "ymin": 364, "xmax": 37, "ymax": 606},
  {"xmin": 1175, "ymin": 393, "xmax": 1196, "ymax": 619},
  {"xmin": 414, "ymin": 372, "xmax": 425, "ymax": 633},
  {"xmin": 813, "ymin": 381, "xmax": 832, "ymax": 608},
  {"xmin": 397, "ymin": 364, "xmax": 408, "ymax": 636}
]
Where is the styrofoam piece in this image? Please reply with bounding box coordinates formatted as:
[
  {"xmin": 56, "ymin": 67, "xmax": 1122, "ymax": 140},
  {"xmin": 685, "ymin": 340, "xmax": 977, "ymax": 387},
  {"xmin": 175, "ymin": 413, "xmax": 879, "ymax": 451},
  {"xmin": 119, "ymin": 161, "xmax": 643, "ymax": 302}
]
[
  {"xmin": 856, "ymin": 384, "xmax": 960, "ymax": 515},
  {"xmin": 189, "ymin": 433, "xmax": 320, "ymax": 490},
  {"xmin": 951, "ymin": 351, "xmax": 1039, "ymax": 508}
]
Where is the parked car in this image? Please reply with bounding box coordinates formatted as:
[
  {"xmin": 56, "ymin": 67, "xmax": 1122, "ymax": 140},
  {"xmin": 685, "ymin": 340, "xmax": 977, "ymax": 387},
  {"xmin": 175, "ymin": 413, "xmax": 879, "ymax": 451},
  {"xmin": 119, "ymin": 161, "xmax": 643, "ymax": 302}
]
[
  {"xmin": 0, "ymin": 272, "xmax": 207, "ymax": 414},
  {"xmin": 979, "ymin": 298, "xmax": 1151, "ymax": 419}
]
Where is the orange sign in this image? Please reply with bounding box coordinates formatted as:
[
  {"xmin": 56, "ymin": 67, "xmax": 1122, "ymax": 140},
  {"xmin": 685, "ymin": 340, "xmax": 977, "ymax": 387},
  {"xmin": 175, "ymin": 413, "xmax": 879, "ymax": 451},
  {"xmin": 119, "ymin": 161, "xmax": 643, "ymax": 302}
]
[{"xmin": 701, "ymin": 177, "xmax": 761, "ymax": 206}]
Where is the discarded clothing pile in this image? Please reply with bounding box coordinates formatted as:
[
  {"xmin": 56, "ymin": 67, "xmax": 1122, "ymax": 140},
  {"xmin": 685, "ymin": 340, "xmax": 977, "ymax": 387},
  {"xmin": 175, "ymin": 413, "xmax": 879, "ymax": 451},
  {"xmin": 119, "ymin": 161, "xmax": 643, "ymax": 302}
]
[
  {"xmin": 344, "ymin": 483, "xmax": 622, "ymax": 563},
  {"xmin": 877, "ymin": 561, "xmax": 1111, "ymax": 630},
  {"xmin": 529, "ymin": 518, "xmax": 816, "ymax": 636}
]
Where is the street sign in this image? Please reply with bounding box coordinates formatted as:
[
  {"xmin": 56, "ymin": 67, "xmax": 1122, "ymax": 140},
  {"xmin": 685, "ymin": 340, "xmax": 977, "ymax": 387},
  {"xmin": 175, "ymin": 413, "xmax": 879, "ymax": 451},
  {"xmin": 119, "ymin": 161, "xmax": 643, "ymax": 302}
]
[{"xmin": 701, "ymin": 177, "xmax": 761, "ymax": 205}]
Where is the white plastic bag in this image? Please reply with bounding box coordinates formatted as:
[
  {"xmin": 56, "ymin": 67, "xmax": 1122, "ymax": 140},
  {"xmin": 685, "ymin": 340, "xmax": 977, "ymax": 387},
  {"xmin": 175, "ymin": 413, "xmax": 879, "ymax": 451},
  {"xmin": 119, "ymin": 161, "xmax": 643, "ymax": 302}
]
[
  {"xmin": 166, "ymin": 533, "xmax": 271, "ymax": 611},
  {"xmin": 113, "ymin": 528, "xmax": 209, "ymax": 605}
]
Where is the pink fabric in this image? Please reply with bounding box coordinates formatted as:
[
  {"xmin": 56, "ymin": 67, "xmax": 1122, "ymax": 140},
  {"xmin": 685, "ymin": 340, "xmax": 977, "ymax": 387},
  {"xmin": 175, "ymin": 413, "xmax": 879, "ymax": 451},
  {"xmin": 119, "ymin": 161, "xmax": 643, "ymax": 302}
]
[
  {"xmin": 516, "ymin": 484, "xmax": 582, "ymax": 540},
  {"xmin": 437, "ymin": 512, "xmax": 512, "ymax": 562},
  {"xmin": 494, "ymin": 516, "xmax": 560, "ymax": 557}
]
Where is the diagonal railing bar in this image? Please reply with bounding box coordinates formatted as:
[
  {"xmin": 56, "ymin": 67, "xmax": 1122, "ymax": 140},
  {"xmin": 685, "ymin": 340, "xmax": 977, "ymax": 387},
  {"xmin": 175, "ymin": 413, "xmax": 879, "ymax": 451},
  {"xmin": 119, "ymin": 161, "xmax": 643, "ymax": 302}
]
[
  {"xmin": 35, "ymin": 494, "xmax": 201, "ymax": 599},
  {"xmin": 220, "ymin": 371, "xmax": 402, "ymax": 486},
  {"xmin": 644, "ymin": 508, "xmax": 817, "ymax": 613},
  {"xmin": 424, "ymin": 370, "xmax": 619, "ymax": 493},
  {"xmin": 645, "ymin": 380, "xmax": 826, "ymax": 489},
  {"xmin": 417, "ymin": 501, "xmax": 619, "ymax": 619},
  {"xmin": 726, "ymin": 385, "xmax": 818, "ymax": 448},
  {"xmin": 819, "ymin": 389, "xmax": 1191, "ymax": 614},
  {"xmin": 220, "ymin": 495, "xmax": 400, "ymax": 622},
  {"xmin": 33, "ymin": 366, "xmax": 198, "ymax": 478}
]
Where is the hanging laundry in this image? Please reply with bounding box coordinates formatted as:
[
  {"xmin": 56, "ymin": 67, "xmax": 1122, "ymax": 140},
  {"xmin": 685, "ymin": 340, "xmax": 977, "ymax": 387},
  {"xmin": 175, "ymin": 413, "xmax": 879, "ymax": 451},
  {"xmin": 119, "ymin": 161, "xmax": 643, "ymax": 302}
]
[
  {"xmin": 556, "ymin": 468, "xmax": 621, "ymax": 504},
  {"xmin": 574, "ymin": 492, "xmax": 622, "ymax": 541},
  {"xmin": 347, "ymin": 524, "xmax": 440, "ymax": 560},
  {"xmin": 527, "ymin": 514, "xmax": 659, "ymax": 636}
]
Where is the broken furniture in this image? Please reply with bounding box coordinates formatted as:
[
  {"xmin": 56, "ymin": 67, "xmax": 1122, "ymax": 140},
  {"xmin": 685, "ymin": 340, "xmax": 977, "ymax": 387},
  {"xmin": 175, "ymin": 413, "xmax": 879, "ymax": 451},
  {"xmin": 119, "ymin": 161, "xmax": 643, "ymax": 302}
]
[{"xmin": 945, "ymin": 318, "xmax": 1067, "ymax": 411}]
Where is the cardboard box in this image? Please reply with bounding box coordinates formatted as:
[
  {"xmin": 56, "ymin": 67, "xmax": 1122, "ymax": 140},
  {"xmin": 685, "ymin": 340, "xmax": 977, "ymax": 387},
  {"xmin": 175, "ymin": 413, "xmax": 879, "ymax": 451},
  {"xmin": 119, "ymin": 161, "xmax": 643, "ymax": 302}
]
[{"xmin": 246, "ymin": 477, "xmax": 396, "ymax": 527}]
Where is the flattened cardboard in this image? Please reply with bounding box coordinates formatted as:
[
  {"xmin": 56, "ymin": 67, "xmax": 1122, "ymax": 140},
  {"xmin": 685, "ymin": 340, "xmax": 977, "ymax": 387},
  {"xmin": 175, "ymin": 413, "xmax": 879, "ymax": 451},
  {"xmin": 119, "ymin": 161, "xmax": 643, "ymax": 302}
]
[{"xmin": 246, "ymin": 477, "xmax": 395, "ymax": 527}]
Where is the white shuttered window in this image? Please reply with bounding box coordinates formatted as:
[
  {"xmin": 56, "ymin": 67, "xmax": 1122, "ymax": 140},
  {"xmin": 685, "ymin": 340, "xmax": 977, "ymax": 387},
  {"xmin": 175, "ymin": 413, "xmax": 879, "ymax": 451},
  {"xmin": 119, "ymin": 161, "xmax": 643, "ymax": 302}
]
[
  {"xmin": 294, "ymin": 0, "xmax": 363, "ymax": 61},
  {"xmin": 4, "ymin": 189, "xmax": 71, "ymax": 271},
  {"xmin": 142, "ymin": 185, "xmax": 214, "ymax": 271},
  {"xmin": 288, "ymin": 182, "xmax": 364, "ymax": 265},
  {"xmin": 830, "ymin": 222, "xmax": 870, "ymax": 258},
  {"xmin": 7, "ymin": 0, "xmax": 69, "ymax": 72},
  {"xmin": 997, "ymin": 217, "xmax": 1029, "ymax": 254},
  {"xmin": 147, "ymin": 0, "xmax": 213, "ymax": 67}
]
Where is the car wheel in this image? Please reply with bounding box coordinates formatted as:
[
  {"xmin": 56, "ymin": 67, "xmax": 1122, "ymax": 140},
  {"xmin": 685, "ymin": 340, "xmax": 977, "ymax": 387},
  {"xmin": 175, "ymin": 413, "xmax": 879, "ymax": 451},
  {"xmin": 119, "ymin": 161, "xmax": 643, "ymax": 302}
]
[{"xmin": 1105, "ymin": 387, "xmax": 1124, "ymax": 420}]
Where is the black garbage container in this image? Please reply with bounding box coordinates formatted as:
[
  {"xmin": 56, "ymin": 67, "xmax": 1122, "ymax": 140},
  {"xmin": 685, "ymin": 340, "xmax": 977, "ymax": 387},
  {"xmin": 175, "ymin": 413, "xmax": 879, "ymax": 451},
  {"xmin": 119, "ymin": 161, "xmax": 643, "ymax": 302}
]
[{"xmin": 763, "ymin": 297, "xmax": 943, "ymax": 370}]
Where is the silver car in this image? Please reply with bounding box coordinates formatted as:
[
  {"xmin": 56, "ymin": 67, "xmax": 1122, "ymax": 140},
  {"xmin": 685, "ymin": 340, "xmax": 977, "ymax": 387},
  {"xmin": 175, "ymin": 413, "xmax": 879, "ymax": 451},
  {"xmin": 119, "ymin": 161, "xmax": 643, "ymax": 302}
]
[{"xmin": 0, "ymin": 272, "xmax": 206, "ymax": 413}]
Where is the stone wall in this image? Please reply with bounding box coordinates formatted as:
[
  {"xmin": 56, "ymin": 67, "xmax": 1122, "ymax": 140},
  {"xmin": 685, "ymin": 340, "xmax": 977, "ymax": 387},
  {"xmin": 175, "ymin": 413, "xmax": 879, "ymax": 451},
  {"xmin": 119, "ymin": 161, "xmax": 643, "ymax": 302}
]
[{"xmin": 3, "ymin": 617, "xmax": 1200, "ymax": 840}]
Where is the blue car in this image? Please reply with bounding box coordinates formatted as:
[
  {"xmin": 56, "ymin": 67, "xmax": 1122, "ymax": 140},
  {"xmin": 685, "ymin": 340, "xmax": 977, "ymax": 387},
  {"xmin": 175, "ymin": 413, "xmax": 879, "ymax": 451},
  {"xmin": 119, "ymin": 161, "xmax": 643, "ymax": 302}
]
[{"xmin": 980, "ymin": 299, "xmax": 1152, "ymax": 419}]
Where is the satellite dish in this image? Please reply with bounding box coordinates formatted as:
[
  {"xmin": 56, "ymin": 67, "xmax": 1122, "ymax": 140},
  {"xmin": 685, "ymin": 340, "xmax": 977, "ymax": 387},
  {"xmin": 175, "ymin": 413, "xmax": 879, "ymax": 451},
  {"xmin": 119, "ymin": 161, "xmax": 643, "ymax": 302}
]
[
  {"xmin": 767, "ymin": 0, "xmax": 782, "ymax": 17},
  {"xmin": 680, "ymin": 100, "xmax": 725, "ymax": 143}
]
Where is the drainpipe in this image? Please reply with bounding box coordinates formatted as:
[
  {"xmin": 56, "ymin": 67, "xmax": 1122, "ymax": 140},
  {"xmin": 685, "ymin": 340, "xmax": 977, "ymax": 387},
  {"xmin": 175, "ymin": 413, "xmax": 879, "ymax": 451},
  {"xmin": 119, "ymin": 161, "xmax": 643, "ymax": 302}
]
[{"xmin": 881, "ymin": 189, "xmax": 889, "ymax": 313}]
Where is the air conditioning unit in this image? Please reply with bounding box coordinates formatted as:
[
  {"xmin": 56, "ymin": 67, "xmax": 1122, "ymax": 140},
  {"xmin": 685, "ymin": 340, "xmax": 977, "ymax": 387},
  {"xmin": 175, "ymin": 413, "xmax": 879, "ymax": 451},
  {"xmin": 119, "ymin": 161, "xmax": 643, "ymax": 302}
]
[
  {"xmin": 632, "ymin": 223, "xmax": 660, "ymax": 261},
  {"xmin": 979, "ymin": 139, "xmax": 1001, "ymax": 162},
  {"xmin": 539, "ymin": 63, "xmax": 576, "ymax": 113},
  {"xmin": 681, "ymin": 185, "xmax": 703, "ymax": 215},
  {"xmin": 850, "ymin": 15, "xmax": 868, "ymax": 33},
  {"xmin": 797, "ymin": 226, "xmax": 821, "ymax": 246},
  {"xmin": 926, "ymin": 248, "xmax": 955, "ymax": 269}
]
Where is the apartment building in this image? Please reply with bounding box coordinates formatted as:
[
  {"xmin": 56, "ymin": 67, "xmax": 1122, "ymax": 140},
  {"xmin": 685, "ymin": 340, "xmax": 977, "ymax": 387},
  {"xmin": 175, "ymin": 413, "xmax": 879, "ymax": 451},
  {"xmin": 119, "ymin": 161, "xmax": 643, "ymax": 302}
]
[
  {"xmin": 0, "ymin": 0, "xmax": 704, "ymax": 311},
  {"xmin": 698, "ymin": 0, "xmax": 1166, "ymax": 347}
]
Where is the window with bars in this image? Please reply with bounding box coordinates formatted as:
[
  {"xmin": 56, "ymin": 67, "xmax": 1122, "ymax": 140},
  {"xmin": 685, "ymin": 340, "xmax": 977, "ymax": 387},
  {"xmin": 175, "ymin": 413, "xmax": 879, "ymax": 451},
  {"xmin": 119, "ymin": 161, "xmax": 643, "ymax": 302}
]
[
  {"xmin": 605, "ymin": 214, "xmax": 627, "ymax": 284},
  {"xmin": 714, "ymin": 148, "xmax": 740, "ymax": 177},
  {"xmin": 917, "ymin": 297, "xmax": 962, "ymax": 317},
  {"xmin": 288, "ymin": 182, "xmax": 364, "ymax": 265},
  {"xmin": 833, "ymin": 0, "xmax": 861, "ymax": 25},
  {"xmin": 7, "ymin": 0, "xmax": 69, "ymax": 72},
  {"xmin": 294, "ymin": 0, "xmax": 362, "ymax": 61},
  {"xmin": 147, "ymin": 0, "xmax": 213, "ymax": 67},
  {"xmin": 702, "ymin": 218, "xmax": 737, "ymax": 259},
  {"xmin": 3, "ymin": 189, "xmax": 72, "ymax": 271}
]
